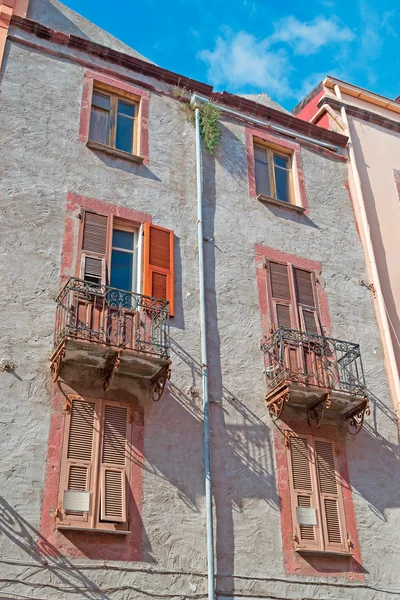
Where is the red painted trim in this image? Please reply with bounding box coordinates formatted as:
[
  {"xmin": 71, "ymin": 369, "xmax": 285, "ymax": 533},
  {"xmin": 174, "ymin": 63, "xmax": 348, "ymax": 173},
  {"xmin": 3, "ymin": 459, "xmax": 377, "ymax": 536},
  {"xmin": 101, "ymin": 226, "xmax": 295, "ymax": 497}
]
[
  {"xmin": 246, "ymin": 128, "xmax": 309, "ymax": 214},
  {"xmin": 274, "ymin": 421, "xmax": 363, "ymax": 579},
  {"xmin": 78, "ymin": 71, "xmax": 150, "ymax": 163},
  {"xmin": 61, "ymin": 192, "xmax": 152, "ymax": 284},
  {"xmin": 295, "ymin": 89, "xmax": 324, "ymax": 123},
  {"xmin": 254, "ymin": 244, "xmax": 331, "ymax": 336},
  {"xmin": 38, "ymin": 386, "xmax": 144, "ymax": 561}
]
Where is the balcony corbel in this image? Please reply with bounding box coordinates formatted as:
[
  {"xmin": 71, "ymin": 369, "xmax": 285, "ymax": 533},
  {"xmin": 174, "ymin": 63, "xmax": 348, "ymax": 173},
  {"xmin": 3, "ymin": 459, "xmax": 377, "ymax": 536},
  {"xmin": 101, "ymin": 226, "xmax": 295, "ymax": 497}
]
[
  {"xmin": 306, "ymin": 393, "xmax": 331, "ymax": 427},
  {"xmin": 343, "ymin": 399, "xmax": 370, "ymax": 435}
]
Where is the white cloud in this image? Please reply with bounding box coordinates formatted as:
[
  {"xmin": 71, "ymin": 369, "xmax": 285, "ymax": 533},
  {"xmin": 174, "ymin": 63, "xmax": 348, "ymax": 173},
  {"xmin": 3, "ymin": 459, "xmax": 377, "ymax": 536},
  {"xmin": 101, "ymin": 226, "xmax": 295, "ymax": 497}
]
[
  {"xmin": 271, "ymin": 16, "xmax": 355, "ymax": 56},
  {"xmin": 199, "ymin": 15, "xmax": 356, "ymax": 100},
  {"xmin": 198, "ymin": 32, "xmax": 291, "ymax": 99}
]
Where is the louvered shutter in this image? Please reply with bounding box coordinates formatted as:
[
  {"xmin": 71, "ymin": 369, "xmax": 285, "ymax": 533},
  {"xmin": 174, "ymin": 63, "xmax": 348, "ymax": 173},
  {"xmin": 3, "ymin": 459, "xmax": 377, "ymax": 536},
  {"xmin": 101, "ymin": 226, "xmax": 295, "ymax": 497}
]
[
  {"xmin": 293, "ymin": 268, "xmax": 320, "ymax": 336},
  {"xmin": 59, "ymin": 397, "xmax": 100, "ymax": 527},
  {"xmin": 268, "ymin": 262, "xmax": 294, "ymax": 330},
  {"xmin": 143, "ymin": 223, "xmax": 174, "ymax": 316},
  {"xmin": 79, "ymin": 211, "xmax": 109, "ymax": 285},
  {"xmin": 100, "ymin": 402, "xmax": 131, "ymax": 525},
  {"xmin": 288, "ymin": 435, "xmax": 323, "ymax": 551},
  {"xmin": 314, "ymin": 439, "xmax": 347, "ymax": 553}
]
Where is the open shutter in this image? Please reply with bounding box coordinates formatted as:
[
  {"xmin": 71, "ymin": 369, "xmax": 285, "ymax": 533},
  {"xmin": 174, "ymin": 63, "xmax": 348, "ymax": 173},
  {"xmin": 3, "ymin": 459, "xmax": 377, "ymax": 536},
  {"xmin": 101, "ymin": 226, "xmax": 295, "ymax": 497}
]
[
  {"xmin": 293, "ymin": 268, "xmax": 320, "ymax": 335},
  {"xmin": 100, "ymin": 402, "xmax": 131, "ymax": 525},
  {"xmin": 143, "ymin": 223, "xmax": 174, "ymax": 316},
  {"xmin": 314, "ymin": 439, "xmax": 347, "ymax": 553},
  {"xmin": 288, "ymin": 435, "xmax": 323, "ymax": 551},
  {"xmin": 59, "ymin": 397, "xmax": 100, "ymax": 527},
  {"xmin": 79, "ymin": 211, "xmax": 109, "ymax": 285},
  {"xmin": 268, "ymin": 262, "xmax": 294, "ymax": 330}
]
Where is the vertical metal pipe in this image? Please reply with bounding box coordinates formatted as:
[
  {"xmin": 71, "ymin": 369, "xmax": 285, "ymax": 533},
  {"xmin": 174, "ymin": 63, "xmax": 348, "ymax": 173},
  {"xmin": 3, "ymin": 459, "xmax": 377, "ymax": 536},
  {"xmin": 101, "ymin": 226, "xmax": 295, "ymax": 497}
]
[{"xmin": 195, "ymin": 106, "xmax": 215, "ymax": 600}]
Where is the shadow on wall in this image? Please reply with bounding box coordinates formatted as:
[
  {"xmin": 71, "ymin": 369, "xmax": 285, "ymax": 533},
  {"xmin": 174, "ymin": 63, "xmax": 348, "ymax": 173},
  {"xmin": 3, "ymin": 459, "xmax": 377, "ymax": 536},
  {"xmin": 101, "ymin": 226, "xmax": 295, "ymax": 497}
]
[{"xmin": 0, "ymin": 496, "xmax": 111, "ymax": 599}]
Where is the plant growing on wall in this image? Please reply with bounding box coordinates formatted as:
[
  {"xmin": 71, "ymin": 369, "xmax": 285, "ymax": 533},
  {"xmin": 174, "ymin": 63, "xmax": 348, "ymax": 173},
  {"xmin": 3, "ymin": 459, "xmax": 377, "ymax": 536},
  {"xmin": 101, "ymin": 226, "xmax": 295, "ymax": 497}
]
[{"xmin": 173, "ymin": 87, "xmax": 221, "ymax": 155}]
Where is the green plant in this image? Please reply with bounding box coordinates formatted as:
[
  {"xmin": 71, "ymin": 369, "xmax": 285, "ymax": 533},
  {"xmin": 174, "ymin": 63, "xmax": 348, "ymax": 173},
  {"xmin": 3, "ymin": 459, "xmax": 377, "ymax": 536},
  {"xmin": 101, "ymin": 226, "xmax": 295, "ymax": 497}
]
[{"xmin": 173, "ymin": 87, "xmax": 221, "ymax": 154}]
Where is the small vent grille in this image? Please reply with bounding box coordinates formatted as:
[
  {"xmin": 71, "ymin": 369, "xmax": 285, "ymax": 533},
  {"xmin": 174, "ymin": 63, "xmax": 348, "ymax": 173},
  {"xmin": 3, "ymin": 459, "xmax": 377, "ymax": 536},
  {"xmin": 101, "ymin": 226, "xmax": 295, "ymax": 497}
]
[{"xmin": 67, "ymin": 400, "xmax": 95, "ymax": 462}]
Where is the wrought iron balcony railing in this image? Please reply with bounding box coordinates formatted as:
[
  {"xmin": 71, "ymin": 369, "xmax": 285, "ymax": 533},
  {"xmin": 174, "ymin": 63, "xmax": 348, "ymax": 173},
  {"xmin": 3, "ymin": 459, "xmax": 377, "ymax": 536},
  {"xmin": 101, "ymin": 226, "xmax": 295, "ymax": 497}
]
[
  {"xmin": 261, "ymin": 328, "xmax": 365, "ymax": 397},
  {"xmin": 54, "ymin": 277, "xmax": 169, "ymax": 359}
]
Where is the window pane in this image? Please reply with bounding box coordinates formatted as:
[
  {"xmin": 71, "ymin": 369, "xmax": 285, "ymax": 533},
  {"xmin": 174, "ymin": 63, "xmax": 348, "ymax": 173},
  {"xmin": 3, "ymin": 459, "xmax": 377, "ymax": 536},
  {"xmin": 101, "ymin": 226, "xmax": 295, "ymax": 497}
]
[
  {"xmin": 254, "ymin": 147, "xmax": 268, "ymax": 163},
  {"xmin": 118, "ymin": 100, "xmax": 135, "ymax": 118},
  {"xmin": 255, "ymin": 160, "xmax": 271, "ymax": 196},
  {"xmin": 274, "ymin": 154, "xmax": 289, "ymax": 169},
  {"xmin": 92, "ymin": 92, "xmax": 111, "ymax": 111},
  {"xmin": 116, "ymin": 114, "xmax": 134, "ymax": 153},
  {"xmin": 275, "ymin": 166, "xmax": 290, "ymax": 202},
  {"xmin": 89, "ymin": 107, "xmax": 110, "ymax": 145},
  {"xmin": 112, "ymin": 229, "xmax": 134, "ymax": 251},
  {"xmin": 110, "ymin": 249, "xmax": 133, "ymax": 292}
]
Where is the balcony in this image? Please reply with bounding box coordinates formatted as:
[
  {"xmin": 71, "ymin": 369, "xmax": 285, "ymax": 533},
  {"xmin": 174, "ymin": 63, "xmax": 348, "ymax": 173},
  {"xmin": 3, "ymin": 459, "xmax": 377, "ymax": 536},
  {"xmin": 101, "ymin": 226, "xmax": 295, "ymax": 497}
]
[
  {"xmin": 50, "ymin": 278, "xmax": 170, "ymax": 399},
  {"xmin": 261, "ymin": 328, "xmax": 369, "ymax": 434}
]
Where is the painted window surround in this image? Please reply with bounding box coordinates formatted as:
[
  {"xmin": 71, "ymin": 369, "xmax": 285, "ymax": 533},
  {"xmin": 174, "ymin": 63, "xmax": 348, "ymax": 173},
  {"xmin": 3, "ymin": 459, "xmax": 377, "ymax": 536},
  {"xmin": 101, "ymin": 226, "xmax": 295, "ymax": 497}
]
[
  {"xmin": 246, "ymin": 128, "xmax": 309, "ymax": 214},
  {"xmin": 39, "ymin": 193, "xmax": 152, "ymax": 560},
  {"xmin": 255, "ymin": 244, "xmax": 362, "ymax": 578},
  {"xmin": 79, "ymin": 70, "xmax": 150, "ymax": 164}
]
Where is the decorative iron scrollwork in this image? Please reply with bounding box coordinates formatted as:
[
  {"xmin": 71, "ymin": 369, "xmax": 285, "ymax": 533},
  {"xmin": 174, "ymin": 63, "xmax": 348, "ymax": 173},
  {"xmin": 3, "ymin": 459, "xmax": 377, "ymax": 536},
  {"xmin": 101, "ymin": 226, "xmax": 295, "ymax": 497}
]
[
  {"xmin": 267, "ymin": 386, "xmax": 290, "ymax": 421},
  {"xmin": 50, "ymin": 345, "xmax": 65, "ymax": 383},
  {"xmin": 151, "ymin": 365, "xmax": 171, "ymax": 402},
  {"xmin": 306, "ymin": 393, "xmax": 331, "ymax": 427},
  {"xmin": 343, "ymin": 399, "xmax": 370, "ymax": 435}
]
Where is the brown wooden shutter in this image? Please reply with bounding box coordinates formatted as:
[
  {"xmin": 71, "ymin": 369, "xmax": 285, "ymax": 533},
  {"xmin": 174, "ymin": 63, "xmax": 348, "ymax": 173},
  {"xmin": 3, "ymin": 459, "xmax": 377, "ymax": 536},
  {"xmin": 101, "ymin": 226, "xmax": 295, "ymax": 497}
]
[
  {"xmin": 314, "ymin": 439, "xmax": 347, "ymax": 553},
  {"xmin": 293, "ymin": 268, "xmax": 320, "ymax": 335},
  {"xmin": 288, "ymin": 435, "xmax": 323, "ymax": 551},
  {"xmin": 58, "ymin": 397, "xmax": 100, "ymax": 527},
  {"xmin": 100, "ymin": 402, "xmax": 131, "ymax": 525},
  {"xmin": 268, "ymin": 262, "xmax": 294, "ymax": 330},
  {"xmin": 143, "ymin": 223, "xmax": 175, "ymax": 316},
  {"xmin": 78, "ymin": 211, "xmax": 109, "ymax": 284}
]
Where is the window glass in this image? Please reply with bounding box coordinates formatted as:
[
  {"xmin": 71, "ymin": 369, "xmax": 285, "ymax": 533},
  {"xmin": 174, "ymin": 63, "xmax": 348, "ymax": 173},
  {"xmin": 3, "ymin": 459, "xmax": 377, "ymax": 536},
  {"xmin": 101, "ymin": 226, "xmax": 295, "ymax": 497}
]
[
  {"xmin": 112, "ymin": 229, "xmax": 134, "ymax": 251},
  {"xmin": 275, "ymin": 166, "xmax": 290, "ymax": 202},
  {"xmin": 92, "ymin": 92, "xmax": 111, "ymax": 111},
  {"xmin": 118, "ymin": 101, "xmax": 135, "ymax": 118},
  {"xmin": 116, "ymin": 115, "xmax": 134, "ymax": 153},
  {"xmin": 110, "ymin": 250, "xmax": 133, "ymax": 292},
  {"xmin": 255, "ymin": 159, "xmax": 270, "ymax": 196}
]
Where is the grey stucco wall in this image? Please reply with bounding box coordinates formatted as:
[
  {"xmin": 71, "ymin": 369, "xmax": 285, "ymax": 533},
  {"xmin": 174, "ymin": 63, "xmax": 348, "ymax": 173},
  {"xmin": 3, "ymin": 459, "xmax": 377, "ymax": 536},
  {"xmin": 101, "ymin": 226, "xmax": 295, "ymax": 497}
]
[{"xmin": 0, "ymin": 27, "xmax": 399, "ymax": 600}]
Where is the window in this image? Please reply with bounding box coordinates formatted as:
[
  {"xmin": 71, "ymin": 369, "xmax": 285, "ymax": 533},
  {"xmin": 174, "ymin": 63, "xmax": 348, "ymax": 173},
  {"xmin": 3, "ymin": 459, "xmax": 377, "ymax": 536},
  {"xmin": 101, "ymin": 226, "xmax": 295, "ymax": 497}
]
[
  {"xmin": 254, "ymin": 145, "xmax": 292, "ymax": 204},
  {"xmin": 267, "ymin": 261, "xmax": 320, "ymax": 334},
  {"xmin": 287, "ymin": 434, "xmax": 348, "ymax": 554},
  {"xmin": 89, "ymin": 89, "xmax": 138, "ymax": 155},
  {"xmin": 57, "ymin": 395, "xmax": 132, "ymax": 532},
  {"xmin": 78, "ymin": 210, "xmax": 175, "ymax": 315}
]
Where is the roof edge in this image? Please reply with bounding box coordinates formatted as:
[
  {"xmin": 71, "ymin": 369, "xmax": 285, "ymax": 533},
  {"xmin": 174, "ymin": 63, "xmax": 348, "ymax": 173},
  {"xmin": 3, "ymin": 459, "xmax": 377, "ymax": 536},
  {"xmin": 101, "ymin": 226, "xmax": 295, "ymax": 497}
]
[
  {"xmin": 9, "ymin": 16, "xmax": 348, "ymax": 148},
  {"xmin": 292, "ymin": 81, "xmax": 324, "ymax": 116}
]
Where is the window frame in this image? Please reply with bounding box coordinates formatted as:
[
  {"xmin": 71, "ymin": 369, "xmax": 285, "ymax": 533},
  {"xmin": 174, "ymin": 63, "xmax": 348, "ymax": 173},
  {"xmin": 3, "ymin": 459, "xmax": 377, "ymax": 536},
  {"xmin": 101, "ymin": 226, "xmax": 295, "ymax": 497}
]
[
  {"xmin": 254, "ymin": 142, "xmax": 294, "ymax": 205},
  {"xmin": 89, "ymin": 87, "xmax": 140, "ymax": 156}
]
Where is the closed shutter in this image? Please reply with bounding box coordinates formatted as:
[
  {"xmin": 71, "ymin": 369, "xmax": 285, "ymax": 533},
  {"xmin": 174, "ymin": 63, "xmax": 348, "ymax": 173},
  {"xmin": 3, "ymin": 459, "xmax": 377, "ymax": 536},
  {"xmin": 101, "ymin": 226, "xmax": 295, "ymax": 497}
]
[
  {"xmin": 143, "ymin": 223, "xmax": 174, "ymax": 316},
  {"xmin": 79, "ymin": 211, "xmax": 109, "ymax": 284},
  {"xmin": 100, "ymin": 402, "xmax": 131, "ymax": 524},
  {"xmin": 314, "ymin": 439, "xmax": 347, "ymax": 553},
  {"xmin": 268, "ymin": 262, "xmax": 294, "ymax": 330},
  {"xmin": 59, "ymin": 397, "xmax": 100, "ymax": 527},
  {"xmin": 293, "ymin": 268, "xmax": 320, "ymax": 336},
  {"xmin": 288, "ymin": 435, "xmax": 322, "ymax": 551}
]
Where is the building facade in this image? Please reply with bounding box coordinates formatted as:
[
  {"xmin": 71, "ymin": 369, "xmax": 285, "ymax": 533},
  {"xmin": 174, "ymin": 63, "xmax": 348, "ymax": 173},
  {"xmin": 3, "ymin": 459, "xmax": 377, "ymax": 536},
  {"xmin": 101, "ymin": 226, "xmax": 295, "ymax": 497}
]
[
  {"xmin": 0, "ymin": 2, "xmax": 399, "ymax": 599},
  {"xmin": 295, "ymin": 77, "xmax": 400, "ymax": 416}
]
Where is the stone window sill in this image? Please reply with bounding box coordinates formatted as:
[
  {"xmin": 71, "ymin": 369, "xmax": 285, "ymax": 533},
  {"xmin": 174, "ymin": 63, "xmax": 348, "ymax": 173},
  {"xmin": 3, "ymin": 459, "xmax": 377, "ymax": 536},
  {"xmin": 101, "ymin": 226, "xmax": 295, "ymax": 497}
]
[
  {"xmin": 257, "ymin": 193, "xmax": 305, "ymax": 214},
  {"xmin": 57, "ymin": 525, "xmax": 130, "ymax": 535},
  {"xmin": 295, "ymin": 548, "xmax": 352, "ymax": 557},
  {"xmin": 86, "ymin": 140, "xmax": 144, "ymax": 164}
]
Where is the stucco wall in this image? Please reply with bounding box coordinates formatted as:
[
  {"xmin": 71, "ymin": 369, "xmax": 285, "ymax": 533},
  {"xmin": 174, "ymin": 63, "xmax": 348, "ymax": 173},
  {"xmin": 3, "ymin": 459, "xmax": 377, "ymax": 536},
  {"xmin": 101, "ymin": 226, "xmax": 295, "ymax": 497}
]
[{"xmin": 0, "ymin": 29, "xmax": 399, "ymax": 600}]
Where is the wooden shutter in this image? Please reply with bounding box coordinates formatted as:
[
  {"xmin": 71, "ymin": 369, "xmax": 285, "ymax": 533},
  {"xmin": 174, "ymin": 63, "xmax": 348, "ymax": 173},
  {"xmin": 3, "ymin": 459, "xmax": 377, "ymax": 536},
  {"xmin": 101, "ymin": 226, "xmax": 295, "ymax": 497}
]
[
  {"xmin": 293, "ymin": 268, "xmax": 320, "ymax": 335},
  {"xmin": 143, "ymin": 223, "xmax": 175, "ymax": 316},
  {"xmin": 78, "ymin": 211, "xmax": 109, "ymax": 284},
  {"xmin": 314, "ymin": 439, "xmax": 347, "ymax": 553},
  {"xmin": 288, "ymin": 435, "xmax": 323, "ymax": 551},
  {"xmin": 100, "ymin": 402, "xmax": 131, "ymax": 525},
  {"xmin": 58, "ymin": 397, "xmax": 100, "ymax": 527},
  {"xmin": 268, "ymin": 262, "xmax": 295, "ymax": 330}
]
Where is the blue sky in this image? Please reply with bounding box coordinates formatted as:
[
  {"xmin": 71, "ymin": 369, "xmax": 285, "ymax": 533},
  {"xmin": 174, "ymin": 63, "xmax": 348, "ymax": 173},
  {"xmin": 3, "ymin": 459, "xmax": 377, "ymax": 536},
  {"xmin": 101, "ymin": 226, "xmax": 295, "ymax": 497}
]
[{"xmin": 63, "ymin": 0, "xmax": 399, "ymax": 110}]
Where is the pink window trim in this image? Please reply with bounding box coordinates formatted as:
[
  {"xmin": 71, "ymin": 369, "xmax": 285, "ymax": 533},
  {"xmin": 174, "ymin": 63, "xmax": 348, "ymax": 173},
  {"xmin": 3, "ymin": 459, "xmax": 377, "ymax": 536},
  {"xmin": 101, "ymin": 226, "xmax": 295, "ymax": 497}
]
[
  {"xmin": 246, "ymin": 128, "xmax": 309, "ymax": 214},
  {"xmin": 61, "ymin": 192, "xmax": 152, "ymax": 284},
  {"xmin": 38, "ymin": 385, "xmax": 144, "ymax": 561},
  {"xmin": 274, "ymin": 420, "xmax": 363, "ymax": 579},
  {"xmin": 254, "ymin": 244, "xmax": 331, "ymax": 337},
  {"xmin": 78, "ymin": 70, "xmax": 150, "ymax": 163}
]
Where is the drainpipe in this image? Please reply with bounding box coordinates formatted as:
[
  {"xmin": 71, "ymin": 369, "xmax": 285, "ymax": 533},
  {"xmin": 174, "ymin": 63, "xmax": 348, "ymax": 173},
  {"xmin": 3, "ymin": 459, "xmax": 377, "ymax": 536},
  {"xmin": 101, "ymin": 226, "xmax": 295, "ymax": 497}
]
[
  {"xmin": 334, "ymin": 84, "xmax": 400, "ymax": 412},
  {"xmin": 193, "ymin": 102, "xmax": 215, "ymax": 600}
]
